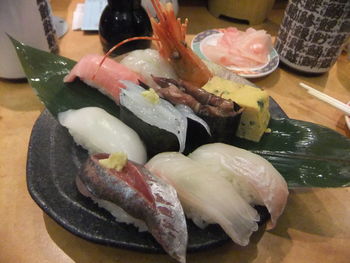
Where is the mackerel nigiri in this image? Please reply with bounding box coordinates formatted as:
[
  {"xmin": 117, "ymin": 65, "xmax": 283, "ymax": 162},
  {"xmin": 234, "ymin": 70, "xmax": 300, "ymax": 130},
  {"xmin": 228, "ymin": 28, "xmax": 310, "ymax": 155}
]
[
  {"xmin": 77, "ymin": 153, "xmax": 188, "ymax": 263},
  {"xmin": 189, "ymin": 143, "xmax": 289, "ymax": 229},
  {"xmin": 146, "ymin": 152, "xmax": 260, "ymax": 246},
  {"xmin": 64, "ymin": 54, "xmax": 142, "ymax": 103}
]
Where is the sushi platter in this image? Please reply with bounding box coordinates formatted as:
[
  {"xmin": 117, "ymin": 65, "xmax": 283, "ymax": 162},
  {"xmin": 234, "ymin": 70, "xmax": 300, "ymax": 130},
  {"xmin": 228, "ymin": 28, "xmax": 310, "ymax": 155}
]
[
  {"xmin": 24, "ymin": 37, "xmax": 286, "ymax": 250},
  {"xmin": 26, "ymin": 101, "xmax": 282, "ymax": 252},
  {"xmin": 25, "ymin": 108, "xmax": 247, "ymax": 251},
  {"xmin": 8, "ymin": 1, "xmax": 350, "ymax": 262},
  {"xmin": 18, "ymin": 31, "xmax": 350, "ymax": 260}
]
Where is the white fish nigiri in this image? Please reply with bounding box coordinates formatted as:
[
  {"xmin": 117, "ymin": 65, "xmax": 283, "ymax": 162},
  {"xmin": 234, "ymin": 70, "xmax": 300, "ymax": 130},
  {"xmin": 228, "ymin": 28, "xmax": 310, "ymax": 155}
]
[
  {"xmin": 120, "ymin": 49, "xmax": 178, "ymax": 89},
  {"xmin": 189, "ymin": 143, "xmax": 289, "ymax": 229},
  {"xmin": 120, "ymin": 81, "xmax": 187, "ymax": 152},
  {"xmin": 146, "ymin": 152, "xmax": 260, "ymax": 246},
  {"xmin": 58, "ymin": 107, "xmax": 147, "ymax": 164}
]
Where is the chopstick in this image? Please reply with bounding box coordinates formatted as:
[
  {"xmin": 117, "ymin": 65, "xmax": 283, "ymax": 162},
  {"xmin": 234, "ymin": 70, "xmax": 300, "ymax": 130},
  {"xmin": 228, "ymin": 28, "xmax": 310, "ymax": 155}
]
[{"xmin": 299, "ymin": 82, "xmax": 350, "ymax": 116}]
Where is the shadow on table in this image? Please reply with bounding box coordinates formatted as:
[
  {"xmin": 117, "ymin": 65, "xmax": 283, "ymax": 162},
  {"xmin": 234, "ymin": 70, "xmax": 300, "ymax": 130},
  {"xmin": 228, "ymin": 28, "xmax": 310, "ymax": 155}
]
[
  {"xmin": 277, "ymin": 62, "xmax": 330, "ymax": 90},
  {"xmin": 270, "ymin": 188, "xmax": 346, "ymax": 240},
  {"xmin": 250, "ymin": 65, "xmax": 282, "ymax": 89},
  {"xmin": 43, "ymin": 213, "xmax": 285, "ymax": 263},
  {"xmin": 43, "ymin": 189, "xmax": 345, "ymax": 263}
]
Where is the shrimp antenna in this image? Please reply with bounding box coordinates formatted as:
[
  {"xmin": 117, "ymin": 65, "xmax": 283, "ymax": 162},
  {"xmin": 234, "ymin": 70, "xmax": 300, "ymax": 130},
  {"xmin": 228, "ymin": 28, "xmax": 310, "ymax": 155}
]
[{"xmin": 92, "ymin": 36, "xmax": 160, "ymax": 80}]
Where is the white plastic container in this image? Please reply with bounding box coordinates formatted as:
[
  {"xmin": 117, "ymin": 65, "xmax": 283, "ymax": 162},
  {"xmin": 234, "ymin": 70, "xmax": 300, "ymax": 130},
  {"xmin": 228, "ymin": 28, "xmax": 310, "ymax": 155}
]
[{"xmin": 0, "ymin": 0, "xmax": 58, "ymax": 79}]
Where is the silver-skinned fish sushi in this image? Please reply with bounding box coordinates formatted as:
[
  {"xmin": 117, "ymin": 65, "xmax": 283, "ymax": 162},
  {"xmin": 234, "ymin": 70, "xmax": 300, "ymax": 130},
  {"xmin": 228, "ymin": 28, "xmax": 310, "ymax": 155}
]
[
  {"xmin": 188, "ymin": 143, "xmax": 289, "ymax": 229},
  {"xmin": 77, "ymin": 153, "xmax": 188, "ymax": 263},
  {"xmin": 58, "ymin": 107, "xmax": 147, "ymax": 164},
  {"xmin": 63, "ymin": 54, "xmax": 142, "ymax": 103},
  {"xmin": 146, "ymin": 152, "xmax": 260, "ymax": 246}
]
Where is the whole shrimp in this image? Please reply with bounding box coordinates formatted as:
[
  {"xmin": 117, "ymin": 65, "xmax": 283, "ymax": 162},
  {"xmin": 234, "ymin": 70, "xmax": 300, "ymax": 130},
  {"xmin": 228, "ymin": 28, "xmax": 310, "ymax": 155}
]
[
  {"xmin": 66, "ymin": 0, "xmax": 216, "ymax": 109},
  {"xmin": 97, "ymin": 0, "xmax": 213, "ymax": 87},
  {"xmin": 149, "ymin": 0, "xmax": 212, "ymax": 87}
]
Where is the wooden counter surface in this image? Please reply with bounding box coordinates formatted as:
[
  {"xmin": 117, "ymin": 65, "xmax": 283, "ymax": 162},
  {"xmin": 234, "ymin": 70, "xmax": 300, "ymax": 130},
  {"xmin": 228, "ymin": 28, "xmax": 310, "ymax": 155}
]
[{"xmin": 1, "ymin": 1, "xmax": 349, "ymax": 263}]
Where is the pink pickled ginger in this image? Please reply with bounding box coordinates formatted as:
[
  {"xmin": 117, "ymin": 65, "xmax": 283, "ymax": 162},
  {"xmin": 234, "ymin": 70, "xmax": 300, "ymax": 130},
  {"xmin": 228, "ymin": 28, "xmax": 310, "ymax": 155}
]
[{"xmin": 202, "ymin": 27, "xmax": 272, "ymax": 68}]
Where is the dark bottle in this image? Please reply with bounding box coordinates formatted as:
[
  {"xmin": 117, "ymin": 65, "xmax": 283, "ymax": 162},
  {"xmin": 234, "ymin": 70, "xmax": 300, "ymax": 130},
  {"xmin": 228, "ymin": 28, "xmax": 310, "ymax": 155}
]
[{"xmin": 99, "ymin": 0, "xmax": 153, "ymax": 56}]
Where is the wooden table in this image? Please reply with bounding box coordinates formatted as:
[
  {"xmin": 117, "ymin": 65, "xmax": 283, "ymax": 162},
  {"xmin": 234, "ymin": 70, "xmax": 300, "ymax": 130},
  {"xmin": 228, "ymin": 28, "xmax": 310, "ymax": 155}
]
[{"xmin": 1, "ymin": 1, "xmax": 349, "ymax": 262}]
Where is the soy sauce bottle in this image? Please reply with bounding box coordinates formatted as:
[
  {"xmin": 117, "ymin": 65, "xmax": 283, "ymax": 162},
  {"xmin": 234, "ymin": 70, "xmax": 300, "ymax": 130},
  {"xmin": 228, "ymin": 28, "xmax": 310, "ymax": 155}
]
[{"xmin": 99, "ymin": 0, "xmax": 152, "ymax": 56}]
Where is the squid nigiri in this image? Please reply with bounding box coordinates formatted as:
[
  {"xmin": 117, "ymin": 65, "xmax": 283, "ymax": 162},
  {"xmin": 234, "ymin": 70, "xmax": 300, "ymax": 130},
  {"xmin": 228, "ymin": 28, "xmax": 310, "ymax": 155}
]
[
  {"xmin": 64, "ymin": 54, "xmax": 142, "ymax": 103},
  {"xmin": 146, "ymin": 152, "xmax": 260, "ymax": 246},
  {"xmin": 58, "ymin": 107, "xmax": 147, "ymax": 164},
  {"xmin": 77, "ymin": 153, "xmax": 188, "ymax": 263},
  {"xmin": 120, "ymin": 81, "xmax": 188, "ymax": 152},
  {"xmin": 189, "ymin": 143, "xmax": 289, "ymax": 229}
]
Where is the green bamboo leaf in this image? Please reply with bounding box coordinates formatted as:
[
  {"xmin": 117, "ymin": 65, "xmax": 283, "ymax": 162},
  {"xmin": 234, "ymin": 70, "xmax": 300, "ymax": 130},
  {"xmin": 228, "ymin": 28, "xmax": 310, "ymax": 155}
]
[
  {"xmin": 233, "ymin": 119, "xmax": 350, "ymax": 188},
  {"xmin": 11, "ymin": 36, "xmax": 350, "ymax": 188},
  {"xmin": 10, "ymin": 36, "xmax": 178, "ymax": 157},
  {"xmin": 10, "ymin": 36, "xmax": 119, "ymax": 117}
]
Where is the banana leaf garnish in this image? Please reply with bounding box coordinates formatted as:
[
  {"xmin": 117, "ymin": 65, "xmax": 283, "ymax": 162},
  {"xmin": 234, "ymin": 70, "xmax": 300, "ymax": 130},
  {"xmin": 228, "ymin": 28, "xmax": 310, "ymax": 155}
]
[{"xmin": 11, "ymin": 37, "xmax": 350, "ymax": 188}]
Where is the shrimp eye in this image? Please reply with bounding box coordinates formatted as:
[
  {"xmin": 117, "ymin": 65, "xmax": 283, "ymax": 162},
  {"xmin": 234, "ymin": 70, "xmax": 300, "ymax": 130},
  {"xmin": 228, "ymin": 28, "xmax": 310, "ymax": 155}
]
[{"xmin": 171, "ymin": 51, "xmax": 181, "ymax": 59}]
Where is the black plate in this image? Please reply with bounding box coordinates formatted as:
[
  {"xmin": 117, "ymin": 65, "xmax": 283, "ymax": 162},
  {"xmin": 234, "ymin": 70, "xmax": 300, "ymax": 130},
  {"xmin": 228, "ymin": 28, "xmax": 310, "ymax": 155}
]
[{"xmin": 26, "ymin": 98, "xmax": 287, "ymax": 253}]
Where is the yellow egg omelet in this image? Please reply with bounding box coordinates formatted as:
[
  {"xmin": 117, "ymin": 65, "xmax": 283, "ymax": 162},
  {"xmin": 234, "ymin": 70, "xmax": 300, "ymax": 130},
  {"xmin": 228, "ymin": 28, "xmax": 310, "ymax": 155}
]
[{"xmin": 202, "ymin": 76, "xmax": 270, "ymax": 142}]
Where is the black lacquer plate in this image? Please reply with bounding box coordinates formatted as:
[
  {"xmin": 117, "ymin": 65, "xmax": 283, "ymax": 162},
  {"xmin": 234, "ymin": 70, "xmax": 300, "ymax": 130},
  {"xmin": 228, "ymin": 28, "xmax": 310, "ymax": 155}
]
[{"xmin": 26, "ymin": 98, "xmax": 287, "ymax": 253}]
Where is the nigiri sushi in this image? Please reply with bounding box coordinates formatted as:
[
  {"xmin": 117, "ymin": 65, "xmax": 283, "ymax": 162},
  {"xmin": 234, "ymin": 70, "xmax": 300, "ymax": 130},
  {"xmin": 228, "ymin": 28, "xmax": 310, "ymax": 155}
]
[
  {"xmin": 58, "ymin": 107, "xmax": 147, "ymax": 164},
  {"xmin": 77, "ymin": 153, "xmax": 187, "ymax": 263},
  {"xmin": 119, "ymin": 81, "xmax": 188, "ymax": 152},
  {"xmin": 120, "ymin": 49, "xmax": 178, "ymax": 89},
  {"xmin": 188, "ymin": 143, "xmax": 289, "ymax": 229},
  {"xmin": 64, "ymin": 54, "xmax": 142, "ymax": 103},
  {"xmin": 146, "ymin": 152, "xmax": 260, "ymax": 246}
]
